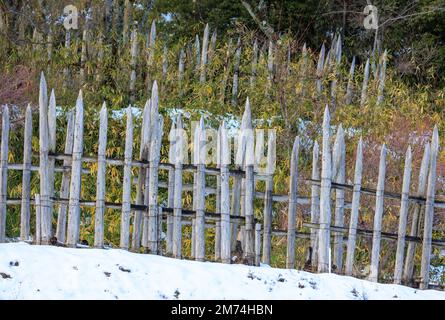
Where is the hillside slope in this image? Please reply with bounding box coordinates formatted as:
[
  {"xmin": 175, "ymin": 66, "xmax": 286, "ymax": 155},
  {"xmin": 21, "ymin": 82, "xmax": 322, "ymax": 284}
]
[{"xmin": 0, "ymin": 242, "xmax": 443, "ymax": 300}]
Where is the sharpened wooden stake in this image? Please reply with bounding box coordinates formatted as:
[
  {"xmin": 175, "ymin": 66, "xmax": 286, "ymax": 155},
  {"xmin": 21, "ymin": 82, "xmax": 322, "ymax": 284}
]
[
  {"xmin": 420, "ymin": 127, "xmax": 439, "ymax": 290},
  {"xmin": 56, "ymin": 111, "xmax": 74, "ymax": 243},
  {"xmin": 66, "ymin": 90, "xmax": 84, "ymax": 247},
  {"xmin": 332, "ymin": 125, "xmax": 345, "ymax": 272},
  {"xmin": 345, "ymin": 138, "xmax": 363, "ymax": 276},
  {"xmin": 219, "ymin": 122, "xmax": 231, "ymax": 263},
  {"xmin": 94, "ymin": 103, "xmax": 108, "ymax": 248},
  {"xmin": 172, "ymin": 115, "xmax": 184, "ymax": 258},
  {"xmin": 132, "ymin": 100, "xmax": 151, "ymax": 251},
  {"xmin": 20, "ymin": 105, "xmax": 32, "ymax": 241},
  {"xmin": 310, "ymin": 141, "xmax": 320, "ymax": 269},
  {"xmin": 195, "ymin": 117, "xmax": 206, "ymax": 261},
  {"xmin": 0, "ymin": 105, "xmax": 9, "ymax": 243},
  {"xmin": 394, "ymin": 146, "xmax": 412, "ymax": 284},
  {"xmin": 286, "ymin": 136, "xmax": 300, "ymax": 269},
  {"xmin": 403, "ymin": 143, "xmax": 430, "ymax": 283},
  {"xmin": 369, "ymin": 144, "xmax": 387, "ymax": 282},
  {"xmin": 318, "ymin": 106, "xmax": 332, "ymax": 273}
]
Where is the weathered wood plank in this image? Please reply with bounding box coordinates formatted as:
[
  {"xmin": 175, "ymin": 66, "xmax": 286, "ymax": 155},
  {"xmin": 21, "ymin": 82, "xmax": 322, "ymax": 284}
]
[
  {"xmin": 132, "ymin": 99, "xmax": 151, "ymax": 251},
  {"xmin": 195, "ymin": 118, "xmax": 206, "ymax": 261},
  {"xmin": 0, "ymin": 105, "xmax": 9, "ymax": 243},
  {"xmin": 56, "ymin": 111, "xmax": 74, "ymax": 243},
  {"xmin": 394, "ymin": 146, "xmax": 412, "ymax": 284},
  {"xmin": 66, "ymin": 91, "xmax": 84, "ymax": 247},
  {"xmin": 94, "ymin": 103, "xmax": 108, "ymax": 248},
  {"xmin": 369, "ymin": 144, "xmax": 387, "ymax": 282},
  {"xmin": 403, "ymin": 143, "xmax": 430, "ymax": 283},
  {"xmin": 255, "ymin": 223, "xmax": 262, "ymax": 266},
  {"xmin": 310, "ymin": 141, "xmax": 320, "ymax": 268},
  {"xmin": 332, "ymin": 125, "xmax": 345, "ymax": 271},
  {"xmin": 345, "ymin": 137, "xmax": 364, "ymax": 276},
  {"xmin": 172, "ymin": 115, "xmax": 184, "ymax": 258},
  {"xmin": 20, "ymin": 104, "xmax": 32, "ymax": 241},
  {"xmin": 286, "ymin": 136, "xmax": 300, "ymax": 269},
  {"xmin": 420, "ymin": 127, "xmax": 439, "ymax": 289},
  {"xmin": 219, "ymin": 122, "xmax": 231, "ymax": 263},
  {"xmin": 317, "ymin": 106, "xmax": 332, "ymax": 273},
  {"xmin": 262, "ymin": 130, "xmax": 276, "ymax": 265}
]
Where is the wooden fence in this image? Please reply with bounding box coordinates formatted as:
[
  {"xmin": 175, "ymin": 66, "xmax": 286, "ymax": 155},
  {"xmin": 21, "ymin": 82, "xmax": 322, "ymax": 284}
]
[{"xmin": 0, "ymin": 72, "xmax": 444, "ymax": 290}]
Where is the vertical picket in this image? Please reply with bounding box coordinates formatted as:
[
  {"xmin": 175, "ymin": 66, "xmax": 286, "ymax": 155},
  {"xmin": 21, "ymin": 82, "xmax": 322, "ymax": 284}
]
[
  {"xmin": 332, "ymin": 125, "xmax": 345, "ymax": 272},
  {"xmin": 250, "ymin": 39, "xmax": 258, "ymax": 88},
  {"xmin": 199, "ymin": 23, "xmax": 209, "ymax": 83},
  {"xmin": 345, "ymin": 56, "xmax": 356, "ymax": 105},
  {"xmin": 219, "ymin": 122, "xmax": 231, "ymax": 263},
  {"xmin": 0, "ymin": 105, "xmax": 9, "ymax": 243},
  {"xmin": 310, "ymin": 141, "xmax": 320, "ymax": 269},
  {"xmin": 94, "ymin": 103, "xmax": 108, "ymax": 248},
  {"xmin": 195, "ymin": 118, "xmax": 206, "ymax": 261},
  {"xmin": 55, "ymin": 111, "xmax": 74, "ymax": 243},
  {"xmin": 20, "ymin": 105, "xmax": 32, "ymax": 241},
  {"xmin": 393, "ymin": 146, "xmax": 412, "ymax": 284},
  {"xmin": 166, "ymin": 120, "xmax": 176, "ymax": 254},
  {"xmin": 369, "ymin": 144, "xmax": 387, "ymax": 282},
  {"xmin": 132, "ymin": 100, "xmax": 151, "ymax": 251},
  {"xmin": 243, "ymin": 100, "xmax": 255, "ymax": 265},
  {"xmin": 286, "ymin": 136, "xmax": 300, "ymax": 269},
  {"xmin": 66, "ymin": 91, "xmax": 84, "ymax": 247},
  {"xmin": 360, "ymin": 58, "xmax": 370, "ymax": 107},
  {"xmin": 35, "ymin": 194, "xmax": 41, "ymax": 243},
  {"xmin": 262, "ymin": 130, "xmax": 276, "ymax": 265},
  {"xmin": 38, "ymin": 73, "xmax": 52, "ymax": 244},
  {"xmin": 376, "ymin": 50, "xmax": 388, "ymax": 105},
  {"xmin": 317, "ymin": 106, "xmax": 332, "ymax": 273},
  {"xmin": 231, "ymin": 38, "xmax": 241, "ymax": 106},
  {"xmin": 316, "ymin": 43, "xmax": 326, "ymax": 95},
  {"xmin": 403, "ymin": 143, "xmax": 430, "ymax": 283},
  {"xmin": 344, "ymin": 138, "xmax": 364, "ymax": 276},
  {"xmin": 420, "ymin": 127, "xmax": 439, "ymax": 290},
  {"xmin": 172, "ymin": 115, "xmax": 184, "ymax": 259},
  {"xmin": 147, "ymin": 82, "xmax": 163, "ymax": 254}
]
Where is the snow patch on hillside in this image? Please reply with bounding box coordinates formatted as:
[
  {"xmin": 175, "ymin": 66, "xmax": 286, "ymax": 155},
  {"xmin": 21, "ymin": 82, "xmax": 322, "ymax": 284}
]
[{"xmin": 0, "ymin": 242, "xmax": 444, "ymax": 300}]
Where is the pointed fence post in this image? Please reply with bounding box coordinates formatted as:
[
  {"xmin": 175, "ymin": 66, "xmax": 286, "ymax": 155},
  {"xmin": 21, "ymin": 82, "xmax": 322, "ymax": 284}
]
[
  {"xmin": 231, "ymin": 38, "xmax": 241, "ymax": 106},
  {"xmin": 38, "ymin": 74, "xmax": 52, "ymax": 244},
  {"xmin": 178, "ymin": 48, "xmax": 185, "ymax": 95},
  {"xmin": 220, "ymin": 38, "xmax": 232, "ymax": 103},
  {"xmin": 0, "ymin": 106, "xmax": 9, "ymax": 243},
  {"xmin": 250, "ymin": 39, "xmax": 258, "ymax": 88},
  {"xmin": 129, "ymin": 28, "xmax": 138, "ymax": 103},
  {"xmin": 147, "ymin": 82, "xmax": 163, "ymax": 254},
  {"xmin": 345, "ymin": 57, "xmax": 356, "ymax": 105},
  {"xmin": 345, "ymin": 138, "xmax": 364, "ymax": 276},
  {"xmin": 194, "ymin": 35, "xmax": 201, "ymax": 76},
  {"xmin": 369, "ymin": 144, "xmax": 387, "ymax": 282},
  {"xmin": 199, "ymin": 23, "xmax": 209, "ymax": 83},
  {"xmin": 172, "ymin": 115, "xmax": 184, "ymax": 259},
  {"xmin": 219, "ymin": 122, "xmax": 231, "ymax": 263},
  {"xmin": 360, "ymin": 58, "xmax": 370, "ymax": 107},
  {"xmin": 403, "ymin": 143, "xmax": 430, "ymax": 283},
  {"xmin": 48, "ymin": 90, "xmax": 57, "ymax": 235},
  {"xmin": 262, "ymin": 130, "xmax": 276, "ymax": 265},
  {"xmin": 318, "ymin": 106, "xmax": 332, "ymax": 273},
  {"xmin": 286, "ymin": 136, "xmax": 300, "ymax": 269},
  {"xmin": 332, "ymin": 125, "xmax": 345, "ymax": 272},
  {"xmin": 20, "ymin": 105, "xmax": 32, "ymax": 241},
  {"xmin": 376, "ymin": 50, "xmax": 387, "ymax": 105},
  {"xmin": 66, "ymin": 91, "xmax": 84, "ymax": 247},
  {"xmin": 132, "ymin": 100, "xmax": 151, "ymax": 251},
  {"xmin": 266, "ymin": 40, "xmax": 274, "ymax": 96},
  {"xmin": 420, "ymin": 127, "xmax": 439, "ymax": 290},
  {"xmin": 94, "ymin": 103, "xmax": 108, "ymax": 248},
  {"xmin": 56, "ymin": 111, "xmax": 74, "ymax": 243},
  {"xmin": 195, "ymin": 118, "xmax": 207, "ymax": 261},
  {"xmin": 316, "ymin": 44, "xmax": 326, "ymax": 95},
  {"xmin": 166, "ymin": 120, "xmax": 176, "ymax": 254},
  {"xmin": 310, "ymin": 141, "xmax": 320, "ymax": 269},
  {"xmin": 394, "ymin": 146, "xmax": 412, "ymax": 284},
  {"xmin": 243, "ymin": 100, "xmax": 255, "ymax": 265}
]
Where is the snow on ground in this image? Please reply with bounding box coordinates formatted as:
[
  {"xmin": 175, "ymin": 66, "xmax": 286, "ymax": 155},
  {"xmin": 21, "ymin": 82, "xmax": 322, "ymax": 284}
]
[{"xmin": 0, "ymin": 242, "xmax": 444, "ymax": 300}]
